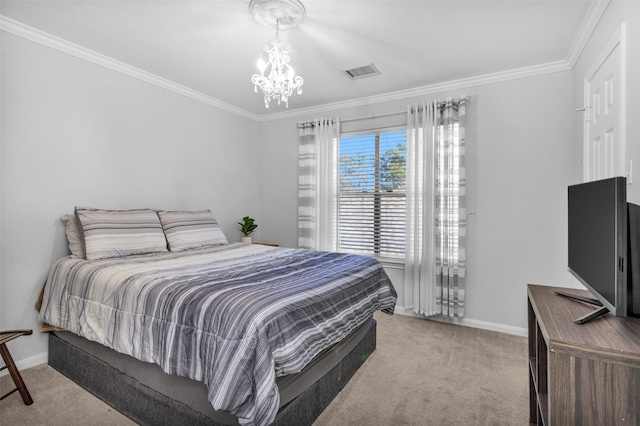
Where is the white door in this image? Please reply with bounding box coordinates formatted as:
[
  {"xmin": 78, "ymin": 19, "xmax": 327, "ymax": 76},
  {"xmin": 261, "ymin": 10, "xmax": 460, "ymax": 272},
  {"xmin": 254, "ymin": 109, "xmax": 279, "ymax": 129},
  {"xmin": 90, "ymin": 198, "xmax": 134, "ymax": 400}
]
[{"xmin": 583, "ymin": 23, "xmax": 626, "ymax": 182}]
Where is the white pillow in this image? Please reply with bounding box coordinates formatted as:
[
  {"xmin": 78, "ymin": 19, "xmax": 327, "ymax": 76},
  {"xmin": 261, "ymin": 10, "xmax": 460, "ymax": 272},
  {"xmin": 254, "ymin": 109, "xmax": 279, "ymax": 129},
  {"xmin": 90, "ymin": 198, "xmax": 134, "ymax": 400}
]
[{"xmin": 61, "ymin": 214, "xmax": 84, "ymax": 258}]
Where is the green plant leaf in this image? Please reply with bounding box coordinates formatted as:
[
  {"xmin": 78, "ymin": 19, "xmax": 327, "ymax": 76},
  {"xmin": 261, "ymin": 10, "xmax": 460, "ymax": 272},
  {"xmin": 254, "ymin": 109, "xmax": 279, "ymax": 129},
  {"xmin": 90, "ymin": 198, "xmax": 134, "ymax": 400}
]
[{"xmin": 238, "ymin": 216, "xmax": 257, "ymax": 236}]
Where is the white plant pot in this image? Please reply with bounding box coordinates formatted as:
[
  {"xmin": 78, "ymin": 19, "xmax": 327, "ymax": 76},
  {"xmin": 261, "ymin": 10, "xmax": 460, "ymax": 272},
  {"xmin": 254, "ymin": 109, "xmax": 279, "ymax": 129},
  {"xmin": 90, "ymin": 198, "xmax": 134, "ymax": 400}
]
[{"xmin": 241, "ymin": 236, "xmax": 252, "ymax": 244}]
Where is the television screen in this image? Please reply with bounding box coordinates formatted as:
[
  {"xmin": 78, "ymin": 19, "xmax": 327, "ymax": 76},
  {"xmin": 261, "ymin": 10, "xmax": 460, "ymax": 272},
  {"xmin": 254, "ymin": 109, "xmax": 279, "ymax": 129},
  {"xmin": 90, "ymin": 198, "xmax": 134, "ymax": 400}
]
[{"xmin": 568, "ymin": 176, "xmax": 627, "ymax": 317}]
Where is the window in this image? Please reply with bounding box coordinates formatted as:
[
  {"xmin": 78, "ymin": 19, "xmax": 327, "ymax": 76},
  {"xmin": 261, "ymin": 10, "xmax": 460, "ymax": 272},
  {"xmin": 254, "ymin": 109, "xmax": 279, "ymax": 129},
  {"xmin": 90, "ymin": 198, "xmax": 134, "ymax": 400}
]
[{"xmin": 338, "ymin": 129, "xmax": 406, "ymax": 258}]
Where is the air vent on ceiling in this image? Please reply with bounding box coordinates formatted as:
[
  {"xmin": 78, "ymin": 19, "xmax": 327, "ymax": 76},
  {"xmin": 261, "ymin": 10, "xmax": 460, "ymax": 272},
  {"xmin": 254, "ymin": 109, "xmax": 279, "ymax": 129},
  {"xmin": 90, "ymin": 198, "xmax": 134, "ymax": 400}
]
[{"xmin": 343, "ymin": 63, "xmax": 380, "ymax": 80}]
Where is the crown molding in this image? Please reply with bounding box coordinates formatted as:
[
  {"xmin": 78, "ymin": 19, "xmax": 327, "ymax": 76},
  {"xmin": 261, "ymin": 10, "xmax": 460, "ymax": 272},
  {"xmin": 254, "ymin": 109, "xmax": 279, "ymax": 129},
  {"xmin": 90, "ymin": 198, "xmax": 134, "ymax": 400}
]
[
  {"xmin": 565, "ymin": 0, "xmax": 610, "ymax": 69},
  {"xmin": 257, "ymin": 0, "xmax": 610, "ymax": 122},
  {"xmin": 0, "ymin": 15, "xmax": 262, "ymax": 122},
  {"xmin": 256, "ymin": 59, "xmax": 571, "ymax": 122},
  {"xmin": 2, "ymin": 0, "xmax": 609, "ymax": 124}
]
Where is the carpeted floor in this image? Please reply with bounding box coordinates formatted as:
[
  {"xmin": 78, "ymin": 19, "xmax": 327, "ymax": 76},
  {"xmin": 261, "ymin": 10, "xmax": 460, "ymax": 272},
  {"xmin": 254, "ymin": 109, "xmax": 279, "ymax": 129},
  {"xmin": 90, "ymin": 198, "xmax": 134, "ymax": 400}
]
[{"xmin": 1, "ymin": 312, "xmax": 529, "ymax": 425}]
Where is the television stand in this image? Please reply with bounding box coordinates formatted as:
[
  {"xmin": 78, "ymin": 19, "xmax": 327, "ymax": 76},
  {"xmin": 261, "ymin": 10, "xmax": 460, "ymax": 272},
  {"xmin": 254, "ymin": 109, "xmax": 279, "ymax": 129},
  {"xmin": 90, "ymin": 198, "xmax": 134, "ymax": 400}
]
[
  {"xmin": 554, "ymin": 291, "xmax": 609, "ymax": 324},
  {"xmin": 528, "ymin": 284, "xmax": 640, "ymax": 425}
]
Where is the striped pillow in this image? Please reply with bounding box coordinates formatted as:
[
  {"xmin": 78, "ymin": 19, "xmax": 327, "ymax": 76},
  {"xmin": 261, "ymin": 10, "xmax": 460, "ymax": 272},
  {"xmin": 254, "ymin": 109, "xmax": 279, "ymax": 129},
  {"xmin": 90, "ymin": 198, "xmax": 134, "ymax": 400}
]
[
  {"xmin": 158, "ymin": 210, "xmax": 228, "ymax": 252},
  {"xmin": 75, "ymin": 208, "xmax": 168, "ymax": 260}
]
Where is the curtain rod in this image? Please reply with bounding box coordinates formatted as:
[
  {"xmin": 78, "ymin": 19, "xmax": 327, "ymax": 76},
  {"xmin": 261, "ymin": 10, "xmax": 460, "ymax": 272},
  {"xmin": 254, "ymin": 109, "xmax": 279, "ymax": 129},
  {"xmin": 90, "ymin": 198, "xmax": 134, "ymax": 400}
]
[
  {"xmin": 341, "ymin": 110, "xmax": 405, "ymax": 123},
  {"xmin": 296, "ymin": 118, "xmax": 335, "ymax": 128},
  {"xmin": 296, "ymin": 110, "xmax": 404, "ymax": 128},
  {"xmin": 296, "ymin": 111, "xmax": 403, "ymax": 128},
  {"xmin": 297, "ymin": 96, "xmax": 470, "ymax": 127},
  {"xmin": 344, "ymin": 96, "xmax": 471, "ymax": 124}
]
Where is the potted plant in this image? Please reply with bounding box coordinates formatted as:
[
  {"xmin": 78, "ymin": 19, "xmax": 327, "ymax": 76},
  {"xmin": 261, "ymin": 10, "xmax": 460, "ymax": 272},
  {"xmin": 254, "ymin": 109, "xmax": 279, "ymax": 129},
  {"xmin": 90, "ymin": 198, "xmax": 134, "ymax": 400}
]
[{"xmin": 238, "ymin": 216, "xmax": 257, "ymax": 244}]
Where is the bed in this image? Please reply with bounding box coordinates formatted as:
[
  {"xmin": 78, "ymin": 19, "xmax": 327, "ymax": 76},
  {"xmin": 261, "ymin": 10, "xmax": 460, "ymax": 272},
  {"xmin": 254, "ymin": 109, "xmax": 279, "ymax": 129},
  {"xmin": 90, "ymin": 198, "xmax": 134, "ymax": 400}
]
[{"xmin": 39, "ymin": 208, "xmax": 397, "ymax": 426}]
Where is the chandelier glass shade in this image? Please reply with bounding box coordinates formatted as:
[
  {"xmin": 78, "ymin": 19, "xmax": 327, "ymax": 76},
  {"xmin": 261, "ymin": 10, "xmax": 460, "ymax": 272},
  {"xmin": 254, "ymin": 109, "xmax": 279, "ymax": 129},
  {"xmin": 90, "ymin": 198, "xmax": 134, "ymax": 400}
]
[
  {"xmin": 252, "ymin": 27, "xmax": 303, "ymax": 108},
  {"xmin": 249, "ymin": 0, "xmax": 305, "ymax": 109}
]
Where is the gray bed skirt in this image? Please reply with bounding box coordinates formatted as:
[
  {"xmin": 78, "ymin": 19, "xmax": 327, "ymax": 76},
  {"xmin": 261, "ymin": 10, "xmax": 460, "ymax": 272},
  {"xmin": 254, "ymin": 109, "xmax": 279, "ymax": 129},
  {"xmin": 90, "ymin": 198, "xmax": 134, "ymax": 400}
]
[{"xmin": 48, "ymin": 318, "xmax": 377, "ymax": 426}]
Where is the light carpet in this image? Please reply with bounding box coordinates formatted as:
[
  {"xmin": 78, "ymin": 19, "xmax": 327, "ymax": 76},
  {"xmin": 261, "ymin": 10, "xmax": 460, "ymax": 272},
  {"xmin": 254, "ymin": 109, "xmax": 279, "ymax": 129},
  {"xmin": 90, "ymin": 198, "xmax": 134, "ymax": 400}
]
[{"xmin": 1, "ymin": 312, "xmax": 528, "ymax": 425}]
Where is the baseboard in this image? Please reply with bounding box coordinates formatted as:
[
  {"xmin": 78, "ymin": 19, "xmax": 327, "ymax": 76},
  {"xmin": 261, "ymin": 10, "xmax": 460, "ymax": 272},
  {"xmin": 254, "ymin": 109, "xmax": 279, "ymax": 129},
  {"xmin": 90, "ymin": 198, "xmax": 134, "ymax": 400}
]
[
  {"xmin": 394, "ymin": 307, "xmax": 528, "ymax": 337},
  {"xmin": 0, "ymin": 351, "xmax": 48, "ymax": 377}
]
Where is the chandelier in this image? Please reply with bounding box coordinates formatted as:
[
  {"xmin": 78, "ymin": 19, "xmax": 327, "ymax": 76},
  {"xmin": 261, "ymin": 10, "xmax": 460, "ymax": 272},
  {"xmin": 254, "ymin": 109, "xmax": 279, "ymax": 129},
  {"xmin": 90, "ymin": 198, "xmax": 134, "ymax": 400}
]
[{"xmin": 249, "ymin": 0, "xmax": 305, "ymax": 109}]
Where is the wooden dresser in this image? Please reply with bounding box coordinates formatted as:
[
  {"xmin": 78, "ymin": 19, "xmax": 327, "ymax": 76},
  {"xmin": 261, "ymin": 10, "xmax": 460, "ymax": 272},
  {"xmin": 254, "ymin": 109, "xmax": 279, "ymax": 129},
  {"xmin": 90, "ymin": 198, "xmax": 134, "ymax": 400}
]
[{"xmin": 527, "ymin": 284, "xmax": 640, "ymax": 425}]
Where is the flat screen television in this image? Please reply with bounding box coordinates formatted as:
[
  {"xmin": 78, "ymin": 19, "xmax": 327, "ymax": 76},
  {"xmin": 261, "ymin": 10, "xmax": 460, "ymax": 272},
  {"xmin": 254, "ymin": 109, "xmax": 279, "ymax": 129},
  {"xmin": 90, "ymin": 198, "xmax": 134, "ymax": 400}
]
[{"xmin": 566, "ymin": 176, "xmax": 628, "ymax": 323}]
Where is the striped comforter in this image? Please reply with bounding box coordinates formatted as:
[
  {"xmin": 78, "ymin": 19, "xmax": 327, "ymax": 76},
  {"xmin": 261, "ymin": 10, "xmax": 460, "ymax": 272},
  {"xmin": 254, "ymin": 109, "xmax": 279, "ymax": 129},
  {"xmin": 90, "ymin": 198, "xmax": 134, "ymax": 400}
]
[{"xmin": 39, "ymin": 243, "xmax": 397, "ymax": 426}]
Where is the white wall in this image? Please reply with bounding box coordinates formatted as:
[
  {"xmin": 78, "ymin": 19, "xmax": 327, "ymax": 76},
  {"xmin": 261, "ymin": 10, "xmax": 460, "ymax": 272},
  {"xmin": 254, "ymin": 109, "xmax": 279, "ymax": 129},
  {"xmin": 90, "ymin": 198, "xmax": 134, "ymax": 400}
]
[
  {"xmin": 571, "ymin": 0, "xmax": 640, "ymax": 205},
  {"xmin": 258, "ymin": 71, "xmax": 576, "ymax": 334},
  {"xmin": 0, "ymin": 33, "xmax": 262, "ymax": 364}
]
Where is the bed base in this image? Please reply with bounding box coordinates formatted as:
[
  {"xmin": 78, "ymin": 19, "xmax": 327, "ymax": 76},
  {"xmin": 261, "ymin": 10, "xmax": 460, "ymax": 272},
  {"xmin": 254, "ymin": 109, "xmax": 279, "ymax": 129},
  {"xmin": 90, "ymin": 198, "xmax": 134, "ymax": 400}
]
[{"xmin": 48, "ymin": 319, "xmax": 377, "ymax": 426}]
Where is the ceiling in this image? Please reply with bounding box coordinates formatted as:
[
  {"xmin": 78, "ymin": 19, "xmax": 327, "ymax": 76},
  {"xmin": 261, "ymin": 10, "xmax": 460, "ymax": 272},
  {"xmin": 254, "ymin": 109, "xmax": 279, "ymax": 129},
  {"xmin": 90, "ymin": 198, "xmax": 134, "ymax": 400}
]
[{"xmin": 0, "ymin": 1, "xmax": 597, "ymax": 119}]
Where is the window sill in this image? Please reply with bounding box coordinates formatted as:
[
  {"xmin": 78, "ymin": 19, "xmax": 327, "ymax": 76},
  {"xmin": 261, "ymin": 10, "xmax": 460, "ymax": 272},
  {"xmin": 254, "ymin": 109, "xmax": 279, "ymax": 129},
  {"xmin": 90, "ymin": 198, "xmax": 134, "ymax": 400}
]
[
  {"xmin": 335, "ymin": 250, "xmax": 405, "ymax": 269},
  {"xmin": 376, "ymin": 257, "xmax": 405, "ymax": 270}
]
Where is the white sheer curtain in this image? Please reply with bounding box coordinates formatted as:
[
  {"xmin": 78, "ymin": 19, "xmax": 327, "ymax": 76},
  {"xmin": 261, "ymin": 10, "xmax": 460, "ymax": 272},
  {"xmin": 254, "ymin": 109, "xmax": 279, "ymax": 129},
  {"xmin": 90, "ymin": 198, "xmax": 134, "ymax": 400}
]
[
  {"xmin": 404, "ymin": 101, "xmax": 438, "ymax": 316},
  {"xmin": 297, "ymin": 118, "xmax": 340, "ymax": 251},
  {"xmin": 404, "ymin": 97, "xmax": 467, "ymax": 318}
]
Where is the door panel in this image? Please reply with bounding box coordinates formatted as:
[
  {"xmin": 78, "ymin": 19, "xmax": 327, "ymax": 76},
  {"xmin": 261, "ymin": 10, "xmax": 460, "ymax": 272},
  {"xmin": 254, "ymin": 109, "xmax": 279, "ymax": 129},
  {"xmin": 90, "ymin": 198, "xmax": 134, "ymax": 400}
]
[{"xmin": 583, "ymin": 24, "xmax": 626, "ymax": 183}]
